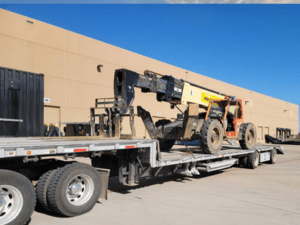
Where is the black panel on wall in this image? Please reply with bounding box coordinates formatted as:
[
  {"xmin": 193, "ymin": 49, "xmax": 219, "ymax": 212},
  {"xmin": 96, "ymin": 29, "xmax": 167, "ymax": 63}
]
[{"xmin": 0, "ymin": 66, "xmax": 44, "ymax": 137}]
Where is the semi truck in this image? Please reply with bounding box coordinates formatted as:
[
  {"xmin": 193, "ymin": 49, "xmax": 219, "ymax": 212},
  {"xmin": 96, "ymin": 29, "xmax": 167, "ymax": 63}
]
[{"xmin": 0, "ymin": 68, "xmax": 283, "ymax": 225}]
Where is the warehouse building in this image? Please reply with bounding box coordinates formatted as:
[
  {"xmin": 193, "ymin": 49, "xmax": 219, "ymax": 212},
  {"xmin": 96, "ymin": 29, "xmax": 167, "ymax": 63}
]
[{"xmin": 0, "ymin": 9, "xmax": 298, "ymax": 143}]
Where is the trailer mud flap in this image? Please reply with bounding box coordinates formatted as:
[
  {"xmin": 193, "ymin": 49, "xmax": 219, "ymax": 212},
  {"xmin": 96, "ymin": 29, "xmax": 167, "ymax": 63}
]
[
  {"xmin": 259, "ymin": 152, "xmax": 271, "ymax": 162},
  {"xmin": 96, "ymin": 168, "xmax": 110, "ymax": 200}
]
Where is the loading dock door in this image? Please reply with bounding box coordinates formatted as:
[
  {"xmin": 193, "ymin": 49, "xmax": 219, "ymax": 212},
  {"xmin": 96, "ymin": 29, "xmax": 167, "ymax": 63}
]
[{"xmin": 257, "ymin": 126, "xmax": 263, "ymax": 141}]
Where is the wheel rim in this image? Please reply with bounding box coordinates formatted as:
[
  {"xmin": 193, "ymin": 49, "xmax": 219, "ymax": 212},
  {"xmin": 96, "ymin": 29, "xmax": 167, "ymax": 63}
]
[
  {"xmin": 0, "ymin": 185, "xmax": 23, "ymax": 224},
  {"xmin": 254, "ymin": 153, "xmax": 259, "ymax": 167},
  {"xmin": 247, "ymin": 129, "xmax": 255, "ymax": 145},
  {"xmin": 66, "ymin": 174, "xmax": 94, "ymax": 206},
  {"xmin": 211, "ymin": 127, "xmax": 221, "ymax": 147}
]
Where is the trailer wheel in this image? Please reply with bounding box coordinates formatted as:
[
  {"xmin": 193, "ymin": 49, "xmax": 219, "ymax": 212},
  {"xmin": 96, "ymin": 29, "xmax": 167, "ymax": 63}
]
[
  {"xmin": 269, "ymin": 149, "xmax": 277, "ymax": 164},
  {"xmin": 248, "ymin": 151, "xmax": 259, "ymax": 169},
  {"xmin": 155, "ymin": 119, "xmax": 175, "ymax": 151},
  {"xmin": 239, "ymin": 123, "xmax": 257, "ymax": 149},
  {"xmin": 36, "ymin": 169, "xmax": 57, "ymax": 212},
  {"xmin": 0, "ymin": 170, "xmax": 36, "ymax": 225},
  {"xmin": 239, "ymin": 156, "xmax": 248, "ymax": 168},
  {"xmin": 200, "ymin": 119, "xmax": 224, "ymax": 154},
  {"xmin": 47, "ymin": 163, "xmax": 101, "ymax": 217}
]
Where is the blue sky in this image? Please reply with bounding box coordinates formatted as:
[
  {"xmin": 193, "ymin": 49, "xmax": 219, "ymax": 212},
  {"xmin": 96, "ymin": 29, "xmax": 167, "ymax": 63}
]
[{"xmin": 2, "ymin": 4, "xmax": 300, "ymax": 129}]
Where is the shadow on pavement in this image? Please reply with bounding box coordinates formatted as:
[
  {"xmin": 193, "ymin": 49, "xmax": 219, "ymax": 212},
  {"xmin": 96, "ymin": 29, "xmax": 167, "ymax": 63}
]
[
  {"xmin": 107, "ymin": 170, "xmax": 224, "ymax": 194},
  {"xmin": 32, "ymin": 169, "xmax": 226, "ymax": 218}
]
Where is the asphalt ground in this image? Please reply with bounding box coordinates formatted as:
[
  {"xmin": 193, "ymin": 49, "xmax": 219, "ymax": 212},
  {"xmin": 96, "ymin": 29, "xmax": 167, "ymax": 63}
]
[{"xmin": 30, "ymin": 145, "xmax": 300, "ymax": 225}]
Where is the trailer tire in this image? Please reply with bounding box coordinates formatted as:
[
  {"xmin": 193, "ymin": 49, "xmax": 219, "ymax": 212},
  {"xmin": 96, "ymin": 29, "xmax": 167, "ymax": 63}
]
[
  {"xmin": 269, "ymin": 149, "xmax": 277, "ymax": 164},
  {"xmin": 240, "ymin": 156, "xmax": 248, "ymax": 168},
  {"xmin": 248, "ymin": 151, "xmax": 259, "ymax": 169},
  {"xmin": 155, "ymin": 119, "xmax": 175, "ymax": 151},
  {"xmin": 36, "ymin": 169, "xmax": 57, "ymax": 212},
  {"xmin": 199, "ymin": 119, "xmax": 224, "ymax": 154},
  {"xmin": 47, "ymin": 163, "xmax": 101, "ymax": 217},
  {"xmin": 0, "ymin": 170, "xmax": 36, "ymax": 225},
  {"xmin": 239, "ymin": 123, "xmax": 257, "ymax": 149}
]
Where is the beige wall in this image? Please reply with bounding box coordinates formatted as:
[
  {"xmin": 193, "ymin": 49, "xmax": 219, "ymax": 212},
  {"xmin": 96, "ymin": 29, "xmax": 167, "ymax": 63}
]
[{"xmin": 0, "ymin": 9, "xmax": 298, "ymax": 142}]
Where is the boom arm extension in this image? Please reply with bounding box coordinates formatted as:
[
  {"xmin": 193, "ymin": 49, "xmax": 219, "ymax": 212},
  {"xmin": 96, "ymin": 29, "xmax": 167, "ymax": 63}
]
[
  {"xmin": 114, "ymin": 69, "xmax": 227, "ymax": 114},
  {"xmin": 114, "ymin": 69, "xmax": 184, "ymax": 114}
]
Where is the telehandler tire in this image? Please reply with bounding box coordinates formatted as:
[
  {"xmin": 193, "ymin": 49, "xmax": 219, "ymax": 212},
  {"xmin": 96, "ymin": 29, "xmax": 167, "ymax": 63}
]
[
  {"xmin": 200, "ymin": 119, "xmax": 224, "ymax": 154},
  {"xmin": 239, "ymin": 123, "xmax": 257, "ymax": 149},
  {"xmin": 155, "ymin": 119, "xmax": 175, "ymax": 151}
]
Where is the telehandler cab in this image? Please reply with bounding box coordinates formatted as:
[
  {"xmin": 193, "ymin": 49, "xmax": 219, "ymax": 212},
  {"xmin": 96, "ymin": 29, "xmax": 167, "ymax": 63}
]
[{"xmin": 91, "ymin": 69, "xmax": 257, "ymax": 154}]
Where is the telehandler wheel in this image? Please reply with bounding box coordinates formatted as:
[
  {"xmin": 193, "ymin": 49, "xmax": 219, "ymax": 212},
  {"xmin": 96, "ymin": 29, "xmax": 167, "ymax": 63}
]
[
  {"xmin": 47, "ymin": 163, "xmax": 101, "ymax": 217},
  {"xmin": 155, "ymin": 119, "xmax": 175, "ymax": 151},
  {"xmin": 199, "ymin": 119, "xmax": 224, "ymax": 154},
  {"xmin": 36, "ymin": 169, "xmax": 58, "ymax": 212},
  {"xmin": 0, "ymin": 170, "xmax": 36, "ymax": 225},
  {"xmin": 239, "ymin": 123, "xmax": 257, "ymax": 149},
  {"xmin": 248, "ymin": 151, "xmax": 259, "ymax": 169}
]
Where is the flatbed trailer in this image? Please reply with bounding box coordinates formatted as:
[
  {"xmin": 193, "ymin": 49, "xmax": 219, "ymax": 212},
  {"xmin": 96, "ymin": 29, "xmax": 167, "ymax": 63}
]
[{"xmin": 0, "ymin": 137, "xmax": 283, "ymax": 225}]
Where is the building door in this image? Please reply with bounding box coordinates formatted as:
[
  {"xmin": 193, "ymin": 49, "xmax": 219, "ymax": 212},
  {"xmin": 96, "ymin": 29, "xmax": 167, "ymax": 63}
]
[{"xmin": 257, "ymin": 126, "xmax": 263, "ymax": 142}]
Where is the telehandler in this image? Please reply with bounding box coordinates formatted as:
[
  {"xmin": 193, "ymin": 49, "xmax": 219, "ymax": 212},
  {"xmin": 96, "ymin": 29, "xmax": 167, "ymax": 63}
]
[{"xmin": 91, "ymin": 69, "xmax": 257, "ymax": 154}]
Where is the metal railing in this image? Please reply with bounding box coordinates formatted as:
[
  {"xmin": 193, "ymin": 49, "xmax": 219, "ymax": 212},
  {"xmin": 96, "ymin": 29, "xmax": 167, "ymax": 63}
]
[{"xmin": 0, "ymin": 118, "xmax": 23, "ymax": 122}]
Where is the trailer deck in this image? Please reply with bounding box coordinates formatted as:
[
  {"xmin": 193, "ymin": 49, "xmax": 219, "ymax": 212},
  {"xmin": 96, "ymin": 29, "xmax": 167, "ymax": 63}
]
[
  {"xmin": 0, "ymin": 137, "xmax": 283, "ymax": 225},
  {"xmin": 0, "ymin": 137, "xmax": 156, "ymax": 158},
  {"xmin": 0, "ymin": 137, "xmax": 283, "ymax": 167},
  {"xmin": 157, "ymin": 145, "xmax": 283, "ymax": 167},
  {"xmin": 0, "ymin": 137, "xmax": 284, "ymax": 167}
]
